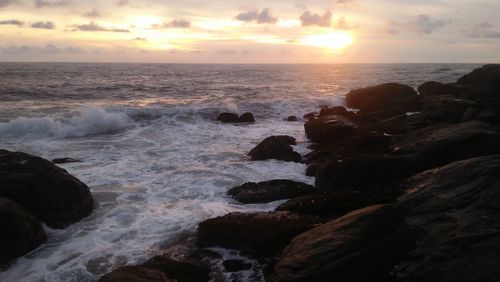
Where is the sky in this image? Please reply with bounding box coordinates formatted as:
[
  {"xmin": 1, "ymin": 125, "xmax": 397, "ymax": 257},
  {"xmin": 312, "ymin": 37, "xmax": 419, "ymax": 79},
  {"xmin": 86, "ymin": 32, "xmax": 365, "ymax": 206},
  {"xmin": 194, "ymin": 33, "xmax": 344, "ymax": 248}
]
[{"xmin": 0, "ymin": 0, "xmax": 499, "ymax": 63}]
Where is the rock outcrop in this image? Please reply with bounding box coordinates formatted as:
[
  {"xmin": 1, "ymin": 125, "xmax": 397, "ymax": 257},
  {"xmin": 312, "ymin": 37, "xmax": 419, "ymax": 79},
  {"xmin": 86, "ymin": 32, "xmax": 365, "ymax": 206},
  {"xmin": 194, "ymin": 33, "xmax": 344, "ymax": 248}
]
[
  {"xmin": 227, "ymin": 179, "xmax": 314, "ymax": 204},
  {"xmin": 248, "ymin": 136, "xmax": 301, "ymax": 162}
]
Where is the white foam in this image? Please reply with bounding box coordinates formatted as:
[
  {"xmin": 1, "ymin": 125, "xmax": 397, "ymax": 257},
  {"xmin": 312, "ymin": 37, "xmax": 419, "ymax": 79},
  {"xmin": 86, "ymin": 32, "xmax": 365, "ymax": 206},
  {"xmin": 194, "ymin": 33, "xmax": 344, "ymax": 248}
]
[{"xmin": 0, "ymin": 106, "xmax": 131, "ymax": 138}]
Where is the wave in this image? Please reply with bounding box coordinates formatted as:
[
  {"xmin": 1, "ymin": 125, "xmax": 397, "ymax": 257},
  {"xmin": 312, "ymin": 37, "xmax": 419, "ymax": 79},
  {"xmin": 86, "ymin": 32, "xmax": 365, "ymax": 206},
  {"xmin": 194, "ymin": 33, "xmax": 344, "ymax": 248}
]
[{"xmin": 0, "ymin": 106, "xmax": 131, "ymax": 138}]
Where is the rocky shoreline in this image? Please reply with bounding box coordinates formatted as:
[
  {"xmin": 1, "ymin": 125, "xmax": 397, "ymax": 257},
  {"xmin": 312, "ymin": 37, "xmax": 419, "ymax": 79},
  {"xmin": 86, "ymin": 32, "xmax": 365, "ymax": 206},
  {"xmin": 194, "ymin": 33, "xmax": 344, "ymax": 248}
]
[{"xmin": 2, "ymin": 64, "xmax": 500, "ymax": 281}]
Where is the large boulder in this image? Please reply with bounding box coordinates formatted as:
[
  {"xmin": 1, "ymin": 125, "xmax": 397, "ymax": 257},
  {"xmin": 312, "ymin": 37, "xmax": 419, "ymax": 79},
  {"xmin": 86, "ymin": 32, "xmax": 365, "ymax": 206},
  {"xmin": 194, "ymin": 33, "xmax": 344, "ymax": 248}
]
[
  {"xmin": 272, "ymin": 205, "xmax": 414, "ymax": 282},
  {"xmin": 197, "ymin": 212, "xmax": 322, "ymax": 257},
  {"xmin": 456, "ymin": 64, "xmax": 500, "ymax": 108},
  {"xmin": 346, "ymin": 83, "xmax": 420, "ymax": 113},
  {"xmin": 395, "ymin": 155, "xmax": 500, "ymax": 282},
  {"xmin": 0, "ymin": 150, "xmax": 94, "ymax": 229},
  {"xmin": 421, "ymin": 95, "xmax": 478, "ymax": 123},
  {"xmin": 0, "ymin": 198, "xmax": 47, "ymax": 265},
  {"xmin": 99, "ymin": 256, "xmax": 209, "ymax": 282},
  {"xmin": 304, "ymin": 115, "xmax": 358, "ymax": 143},
  {"xmin": 239, "ymin": 112, "xmax": 255, "ymax": 123},
  {"xmin": 249, "ymin": 136, "xmax": 301, "ymax": 162},
  {"xmin": 417, "ymin": 81, "xmax": 467, "ymax": 97},
  {"xmin": 217, "ymin": 113, "xmax": 240, "ymax": 123},
  {"xmin": 227, "ymin": 180, "xmax": 314, "ymax": 204}
]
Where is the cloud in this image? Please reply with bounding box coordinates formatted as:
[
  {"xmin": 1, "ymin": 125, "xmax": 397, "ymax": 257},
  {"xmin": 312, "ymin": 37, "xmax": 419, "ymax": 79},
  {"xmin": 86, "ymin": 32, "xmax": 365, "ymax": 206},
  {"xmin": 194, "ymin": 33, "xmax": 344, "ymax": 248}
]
[
  {"xmin": 0, "ymin": 0, "xmax": 17, "ymax": 7},
  {"xmin": 34, "ymin": 0, "xmax": 71, "ymax": 8},
  {"xmin": 31, "ymin": 21, "xmax": 55, "ymax": 29},
  {"xmin": 464, "ymin": 22, "xmax": 500, "ymax": 38},
  {"xmin": 72, "ymin": 21, "xmax": 129, "ymax": 32},
  {"xmin": 387, "ymin": 14, "xmax": 449, "ymax": 35},
  {"xmin": 0, "ymin": 19, "xmax": 23, "ymax": 26},
  {"xmin": 236, "ymin": 8, "xmax": 278, "ymax": 24},
  {"xmin": 336, "ymin": 0, "xmax": 354, "ymax": 3},
  {"xmin": 83, "ymin": 8, "xmax": 101, "ymax": 18},
  {"xmin": 133, "ymin": 37, "xmax": 146, "ymax": 41},
  {"xmin": 151, "ymin": 19, "xmax": 191, "ymax": 29},
  {"xmin": 117, "ymin": 0, "xmax": 128, "ymax": 6},
  {"xmin": 334, "ymin": 16, "xmax": 357, "ymax": 30},
  {"xmin": 300, "ymin": 10, "xmax": 332, "ymax": 27},
  {"xmin": 0, "ymin": 44, "xmax": 83, "ymax": 55}
]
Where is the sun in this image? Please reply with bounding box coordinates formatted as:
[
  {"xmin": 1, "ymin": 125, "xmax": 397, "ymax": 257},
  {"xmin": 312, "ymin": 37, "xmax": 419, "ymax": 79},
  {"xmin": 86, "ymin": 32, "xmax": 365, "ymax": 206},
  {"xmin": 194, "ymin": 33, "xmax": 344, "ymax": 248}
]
[{"xmin": 298, "ymin": 32, "xmax": 353, "ymax": 51}]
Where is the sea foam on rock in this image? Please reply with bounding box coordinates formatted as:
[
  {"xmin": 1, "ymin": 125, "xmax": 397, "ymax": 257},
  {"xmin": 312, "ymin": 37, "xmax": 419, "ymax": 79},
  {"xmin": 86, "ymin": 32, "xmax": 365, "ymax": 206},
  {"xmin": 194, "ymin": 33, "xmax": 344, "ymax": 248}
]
[{"xmin": 0, "ymin": 149, "xmax": 94, "ymax": 229}]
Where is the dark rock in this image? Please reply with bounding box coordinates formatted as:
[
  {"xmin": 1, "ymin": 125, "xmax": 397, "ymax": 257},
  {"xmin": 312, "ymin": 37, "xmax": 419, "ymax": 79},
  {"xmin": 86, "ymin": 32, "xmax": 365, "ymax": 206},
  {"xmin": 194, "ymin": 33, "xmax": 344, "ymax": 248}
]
[
  {"xmin": 99, "ymin": 256, "xmax": 210, "ymax": 282},
  {"xmin": 303, "ymin": 112, "xmax": 318, "ymax": 120},
  {"xmin": 227, "ymin": 179, "xmax": 315, "ymax": 204},
  {"xmin": 272, "ymin": 205, "xmax": 414, "ymax": 282},
  {"xmin": 457, "ymin": 64, "xmax": 500, "ymax": 108},
  {"xmin": 217, "ymin": 113, "xmax": 240, "ymax": 123},
  {"xmin": 460, "ymin": 107, "xmax": 480, "ymax": 122},
  {"xmin": 239, "ymin": 112, "xmax": 255, "ymax": 123},
  {"xmin": 319, "ymin": 106, "xmax": 352, "ymax": 117},
  {"xmin": 314, "ymin": 154, "xmax": 413, "ymax": 191},
  {"xmin": 421, "ymin": 95, "xmax": 478, "ymax": 123},
  {"xmin": 276, "ymin": 190, "xmax": 386, "ymax": 217},
  {"xmin": 223, "ymin": 259, "xmax": 252, "ymax": 272},
  {"xmin": 197, "ymin": 212, "xmax": 322, "ymax": 257},
  {"xmin": 476, "ymin": 108, "xmax": 500, "ymax": 124},
  {"xmin": 346, "ymin": 83, "xmax": 420, "ymax": 113},
  {"xmin": 286, "ymin": 116, "xmax": 298, "ymax": 122},
  {"xmin": 0, "ymin": 198, "xmax": 47, "ymax": 265},
  {"xmin": 304, "ymin": 115, "xmax": 358, "ymax": 143},
  {"xmin": 0, "ymin": 150, "xmax": 94, "ymax": 229},
  {"xmin": 52, "ymin": 157, "xmax": 82, "ymax": 164},
  {"xmin": 395, "ymin": 155, "xmax": 500, "ymax": 282},
  {"xmin": 249, "ymin": 136, "xmax": 301, "ymax": 162},
  {"xmin": 417, "ymin": 81, "xmax": 467, "ymax": 97}
]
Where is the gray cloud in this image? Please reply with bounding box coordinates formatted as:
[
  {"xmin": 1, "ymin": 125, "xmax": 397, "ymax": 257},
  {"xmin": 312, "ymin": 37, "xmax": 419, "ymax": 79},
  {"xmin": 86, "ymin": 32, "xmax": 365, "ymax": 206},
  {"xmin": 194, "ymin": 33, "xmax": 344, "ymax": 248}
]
[
  {"xmin": 0, "ymin": 19, "xmax": 24, "ymax": 26},
  {"xmin": 387, "ymin": 14, "xmax": 449, "ymax": 35},
  {"xmin": 72, "ymin": 21, "xmax": 129, "ymax": 32},
  {"xmin": 0, "ymin": 44, "xmax": 83, "ymax": 55},
  {"xmin": 336, "ymin": 0, "xmax": 354, "ymax": 3},
  {"xmin": 464, "ymin": 22, "xmax": 500, "ymax": 38},
  {"xmin": 83, "ymin": 8, "xmax": 101, "ymax": 18},
  {"xmin": 117, "ymin": 0, "xmax": 128, "ymax": 6},
  {"xmin": 31, "ymin": 21, "xmax": 55, "ymax": 29},
  {"xmin": 34, "ymin": 0, "xmax": 71, "ymax": 8},
  {"xmin": 133, "ymin": 37, "xmax": 146, "ymax": 41},
  {"xmin": 151, "ymin": 19, "xmax": 191, "ymax": 29},
  {"xmin": 236, "ymin": 8, "xmax": 278, "ymax": 24},
  {"xmin": 0, "ymin": 0, "xmax": 17, "ymax": 7},
  {"xmin": 300, "ymin": 10, "xmax": 332, "ymax": 27}
]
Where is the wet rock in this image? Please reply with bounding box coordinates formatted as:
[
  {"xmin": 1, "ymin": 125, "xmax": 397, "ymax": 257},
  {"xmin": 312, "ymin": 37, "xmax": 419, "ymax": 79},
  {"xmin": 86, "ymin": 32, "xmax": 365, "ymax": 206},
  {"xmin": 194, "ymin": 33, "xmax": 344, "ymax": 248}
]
[
  {"xmin": 223, "ymin": 259, "xmax": 252, "ymax": 272},
  {"xmin": 319, "ymin": 106, "xmax": 353, "ymax": 117},
  {"xmin": 99, "ymin": 256, "xmax": 210, "ymax": 282},
  {"xmin": 395, "ymin": 155, "xmax": 500, "ymax": 282},
  {"xmin": 417, "ymin": 81, "xmax": 467, "ymax": 97},
  {"xmin": 304, "ymin": 115, "xmax": 358, "ymax": 143},
  {"xmin": 239, "ymin": 112, "xmax": 255, "ymax": 123},
  {"xmin": 217, "ymin": 113, "xmax": 240, "ymax": 123},
  {"xmin": 197, "ymin": 212, "xmax": 322, "ymax": 257},
  {"xmin": 272, "ymin": 205, "xmax": 414, "ymax": 282},
  {"xmin": 0, "ymin": 198, "xmax": 47, "ymax": 265},
  {"xmin": 303, "ymin": 112, "xmax": 318, "ymax": 120},
  {"xmin": 421, "ymin": 95, "xmax": 478, "ymax": 123},
  {"xmin": 0, "ymin": 150, "xmax": 94, "ymax": 229},
  {"xmin": 346, "ymin": 83, "xmax": 420, "ymax": 113},
  {"xmin": 52, "ymin": 157, "xmax": 82, "ymax": 164},
  {"xmin": 286, "ymin": 116, "xmax": 298, "ymax": 122},
  {"xmin": 249, "ymin": 136, "xmax": 301, "ymax": 162},
  {"xmin": 227, "ymin": 179, "xmax": 315, "ymax": 204}
]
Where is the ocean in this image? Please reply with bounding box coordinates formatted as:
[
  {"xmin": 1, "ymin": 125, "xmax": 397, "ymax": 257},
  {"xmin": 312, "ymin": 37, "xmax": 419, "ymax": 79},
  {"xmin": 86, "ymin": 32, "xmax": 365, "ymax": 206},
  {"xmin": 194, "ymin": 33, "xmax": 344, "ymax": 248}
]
[{"xmin": 0, "ymin": 63, "xmax": 480, "ymax": 281}]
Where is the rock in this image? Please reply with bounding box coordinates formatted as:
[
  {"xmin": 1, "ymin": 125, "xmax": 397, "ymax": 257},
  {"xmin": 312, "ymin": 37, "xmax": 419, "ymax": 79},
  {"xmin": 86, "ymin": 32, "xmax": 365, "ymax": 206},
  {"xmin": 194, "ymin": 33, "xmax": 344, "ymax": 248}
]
[
  {"xmin": 276, "ymin": 190, "xmax": 384, "ymax": 217},
  {"xmin": 456, "ymin": 64, "xmax": 500, "ymax": 108},
  {"xmin": 197, "ymin": 212, "xmax": 322, "ymax": 257},
  {"xmin": 227, "ymin": 179, "xmax": 315, "ymax": 204},
  {"xmin": 52, "ymin": 157, "xmax": 82, "ymax": 164},
  {"xmin": 239, "ymin": 112, "xmax": 255, "ymax": 123},
  {"xmin": 417, "ymin": 81, "xmax": 467, "ymax": 97},
  {"xmin": 249, "ymin": 136, "xmax": 301, "ymax": 163},
  {"xmin": 99, "ymin": 256, "xmax": 210, "ymax": 282},
  {"xmin": 286, "ymin": 116, "xmax": 298, "ymax": 122},
  {"xmin": 0, "ymin": 150, "xmax": 94, "ymax": 229},
  {"xmin": 395, "ymin": 155, "xmax": 500, "ymax": 282},
  {"xmin": 476, "ymin": 108, "xmax": 500, "ymax": 124},
  {"xmin": 346, "ymin": 83, "xmax": 420, "ymax": 113},
  {"xmin": 223, "ymin": 259, "xmax": 252, "ymax": 272},
  {"xmin": 319, "ymin": 106, "xmax": 352, "ymax": 117},
  {"xmin": 314, "ymin": 154, "xmax": 413, "ymax": 191},
  {"xmin": 303, "ymin": 112, "xmax": 318, "ymax": 120},
  {"xmin": 460, "ymin": 107, "xmax": 480, "ymax": 122},
  {"xmin": 304, "ymin": 115, "xmax": 358, "ymax": 143},
  {"xmin": 421, "ymin": 95, "xmax": 478, "ymax": 123},
  {"xmin": 272, "ymin": 205, "xmax": 414, "ymax": 282},
  {"xmin": 217, "ymin": 113, "xmax": 240, "ymax": 123},
  {"xmin": 0, "ymin": 198, "xmax": 47, "ymax": 265}
]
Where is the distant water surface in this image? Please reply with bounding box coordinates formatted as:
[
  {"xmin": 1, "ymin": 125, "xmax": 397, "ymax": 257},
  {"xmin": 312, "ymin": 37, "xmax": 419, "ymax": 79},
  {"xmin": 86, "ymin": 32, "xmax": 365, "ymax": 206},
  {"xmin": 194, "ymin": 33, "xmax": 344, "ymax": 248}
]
[{"xmin": 0, "ymin": 63, "xmax": 480, "ymax": 281}]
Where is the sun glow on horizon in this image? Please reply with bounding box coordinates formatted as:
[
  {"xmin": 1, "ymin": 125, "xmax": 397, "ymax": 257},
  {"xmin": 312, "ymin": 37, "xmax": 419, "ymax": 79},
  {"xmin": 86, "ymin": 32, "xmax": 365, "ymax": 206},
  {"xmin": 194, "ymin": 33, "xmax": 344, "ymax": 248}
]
[{"xmin": 298, "ymin": 32, "xmax": 354, "ymax": 51}]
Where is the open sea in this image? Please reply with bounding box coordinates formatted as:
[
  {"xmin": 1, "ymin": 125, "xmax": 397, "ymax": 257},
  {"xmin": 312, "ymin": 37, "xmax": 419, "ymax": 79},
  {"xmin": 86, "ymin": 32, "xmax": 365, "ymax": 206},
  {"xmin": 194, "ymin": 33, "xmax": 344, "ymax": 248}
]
[{"xmin": 0, "ymin": 63, "xmax": 480, "ymax": 281}]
